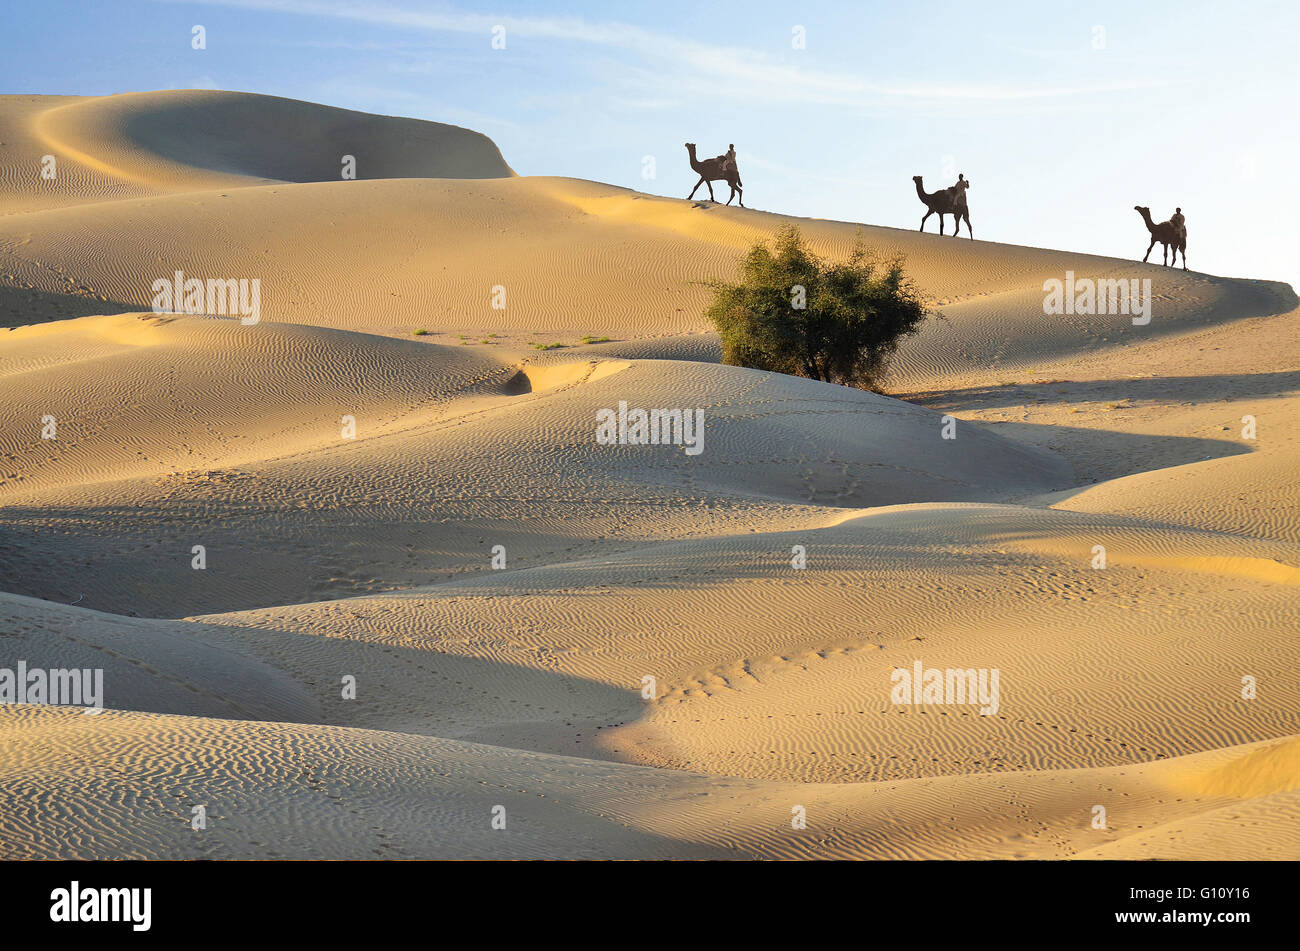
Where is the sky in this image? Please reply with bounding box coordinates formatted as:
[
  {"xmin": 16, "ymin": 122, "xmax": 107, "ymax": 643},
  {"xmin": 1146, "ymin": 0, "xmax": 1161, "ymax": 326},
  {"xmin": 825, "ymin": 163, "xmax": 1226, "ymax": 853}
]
[{"xmin": 3, "ymin": 0, "xmax": 1298, "ymax": 288}]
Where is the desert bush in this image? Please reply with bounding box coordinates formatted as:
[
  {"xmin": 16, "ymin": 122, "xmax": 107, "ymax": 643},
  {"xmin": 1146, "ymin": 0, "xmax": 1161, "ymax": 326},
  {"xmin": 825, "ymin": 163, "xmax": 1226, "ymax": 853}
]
[{"xmin": 704, "ymin": 225, "xmax": 927, "ymax": 391}]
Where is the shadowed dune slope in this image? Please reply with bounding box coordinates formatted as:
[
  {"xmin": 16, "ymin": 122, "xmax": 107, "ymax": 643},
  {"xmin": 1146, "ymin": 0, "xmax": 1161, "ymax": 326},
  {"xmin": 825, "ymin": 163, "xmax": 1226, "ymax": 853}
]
[{"xmin": 0, "ymin": 593, "xmax": 318, "ymax": 723}]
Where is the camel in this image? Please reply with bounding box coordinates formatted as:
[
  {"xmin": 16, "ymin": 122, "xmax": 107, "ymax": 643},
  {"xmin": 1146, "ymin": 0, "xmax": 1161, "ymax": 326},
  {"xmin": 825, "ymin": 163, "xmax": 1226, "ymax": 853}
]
[
  {"xmin": 685, "ymin": 143, "xmax": 743, "ymax": 206},
  {"xmin": 1134, "ymin": 205, "xmax": 1187, "ymax": 270},
  {"xmin": 913, "ymin": 175, "xmax": 972, "ymax": 238}
]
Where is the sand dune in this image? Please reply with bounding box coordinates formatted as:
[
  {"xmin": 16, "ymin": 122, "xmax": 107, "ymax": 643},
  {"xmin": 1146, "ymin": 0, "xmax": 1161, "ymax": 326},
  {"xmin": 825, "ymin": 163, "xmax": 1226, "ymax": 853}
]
[
  {"xmin": 0, "ymin": 593, "xmax": 318, "ymax": 723},
  {"xmin": 1, "ymin": 318, "xmax": 1073, "ymax": 616},
  {"xmin": 0, "ymin": 312, "xmax": 516, "ymax": 498},
  {"xmin": 1, "ymin": 91, "xmax": 1297, "ymax": 860},
  {"xmin": 1, "ymin": 90, "xmax": 510, "ymax": 213},
  {"xmin": 169, "ymin": 503, "xmax": 1297, "ymax": 786},
  {"xmin": 3, "ymin": 173, "xmax": 1288, "ymax": 348},
  {"xmin": 2, "ymin": 706, "xmax": 1295, "ymax": 860}
]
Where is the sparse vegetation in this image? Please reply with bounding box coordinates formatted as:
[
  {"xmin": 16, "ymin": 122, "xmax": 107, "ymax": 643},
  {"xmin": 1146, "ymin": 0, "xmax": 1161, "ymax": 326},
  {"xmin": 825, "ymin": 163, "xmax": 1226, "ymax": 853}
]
[
  {"xmin": 704, "ymin": 225, "xmax": 928, "ymax": 392},
  {"xmin": 532, "ymin": 342, "xmax": 566, "ymax": 350},
  {"xmin": 412, "ymin": 328, "xmax": 429, "ymax": 336}
]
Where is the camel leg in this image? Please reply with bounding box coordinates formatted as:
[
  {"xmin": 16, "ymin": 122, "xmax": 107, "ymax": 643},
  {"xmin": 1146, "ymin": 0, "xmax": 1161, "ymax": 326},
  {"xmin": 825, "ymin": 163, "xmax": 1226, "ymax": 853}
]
[
  {"xmin": 962, "ymin": 212, "xmax": 973, "ymax": 239},
  {"xmin": 938, "ymin": 213, "xmax": 945, "ymax": 236},
  {"xmin": 688, "ymin": 177, "xmax": 704, "ymax": 200},
  {"xmin": 706, "ymin": 180, "xmax": 716, "ymax": 202},
  {"xmin": 920, "ymin": 210, "xmax": 932, "ymax": 232},
  {"xmin": 725, "ymin": 184, "xmax": 735, "ymax": 206},
  {"xmin": 736, "ymin": 185, "xmax": 743, "ymax": 208},
  {"xmin": 1142, "ymin": 238, "xmax": 1155, "ymax": 263}
]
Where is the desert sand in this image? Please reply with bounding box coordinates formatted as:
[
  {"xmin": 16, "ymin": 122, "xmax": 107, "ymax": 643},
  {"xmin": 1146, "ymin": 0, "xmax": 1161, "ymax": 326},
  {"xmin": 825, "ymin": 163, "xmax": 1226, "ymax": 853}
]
[{"xmin": 0, "ymin": 91, "xmax": 1296, "ymax": 859}]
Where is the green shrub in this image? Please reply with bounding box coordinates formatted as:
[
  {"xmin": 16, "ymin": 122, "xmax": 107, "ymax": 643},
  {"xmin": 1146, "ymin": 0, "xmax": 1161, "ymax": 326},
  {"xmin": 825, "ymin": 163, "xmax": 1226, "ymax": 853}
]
[{"xmin": 704, "ymin": 225, "xmax": 927, "ymax": 391}]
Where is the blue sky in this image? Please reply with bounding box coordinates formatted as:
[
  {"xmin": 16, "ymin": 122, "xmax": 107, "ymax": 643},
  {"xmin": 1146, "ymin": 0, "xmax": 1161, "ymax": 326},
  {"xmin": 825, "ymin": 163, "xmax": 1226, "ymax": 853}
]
[{"xmin": 4, "ymin": 0, "xmax": 1298, "ymax": 287}]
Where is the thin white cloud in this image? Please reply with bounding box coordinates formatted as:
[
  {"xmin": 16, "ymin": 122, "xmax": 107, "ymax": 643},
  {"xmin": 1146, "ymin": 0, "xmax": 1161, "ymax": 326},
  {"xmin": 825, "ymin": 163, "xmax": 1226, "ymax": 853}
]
[{"xmin": 166, "ymin": 0, "xmax": 1175, "ymax": 106}]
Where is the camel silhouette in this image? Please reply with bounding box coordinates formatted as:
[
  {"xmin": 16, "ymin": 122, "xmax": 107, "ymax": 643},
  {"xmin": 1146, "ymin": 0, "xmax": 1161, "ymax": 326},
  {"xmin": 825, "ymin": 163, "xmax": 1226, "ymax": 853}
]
[
  {"xmin": 686, "ymin": 143, "xmax": 743, "ymax": 207},
  {"xmin": 1135, "ymin": 205, "xmax": 1187, "ymax": 270},
  {"xmin": 913, "ymin": 175, "xmax": 972, "ymax": 238}
]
